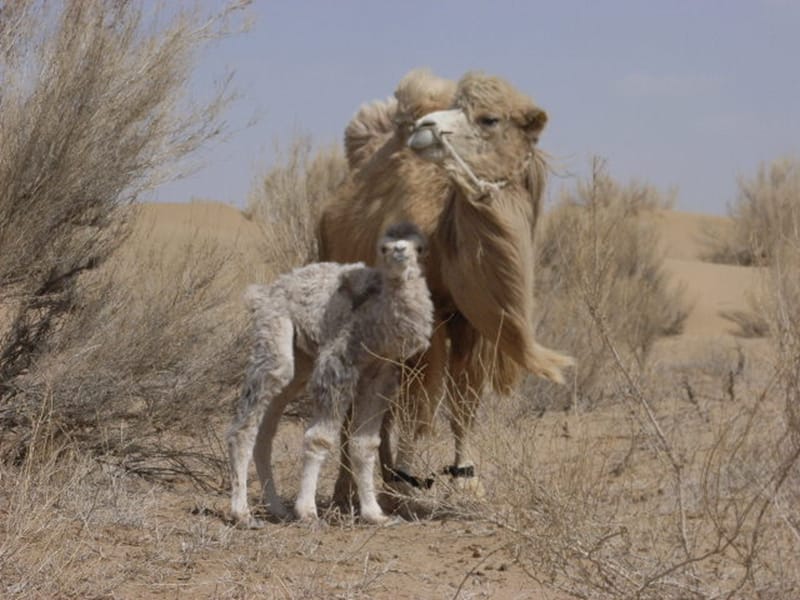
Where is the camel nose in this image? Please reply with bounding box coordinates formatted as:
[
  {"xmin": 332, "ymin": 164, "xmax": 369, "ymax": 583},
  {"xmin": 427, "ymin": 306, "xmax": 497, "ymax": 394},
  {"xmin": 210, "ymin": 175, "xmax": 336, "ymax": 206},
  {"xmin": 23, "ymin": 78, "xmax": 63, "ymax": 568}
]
[
  {"xmin": 392, "ymin": 246, "xmax": 409, "ymax": 259},
  {"xmin": 408, "ymin": 109, "xmax": 465, "ymax": 151},
  {"xmin": 383, "ymin": 241, "xmax": 411, "ymax": 262},
  {"xmin": 408, "ymin": 126, "xmax": 436, "ymax": 150}
]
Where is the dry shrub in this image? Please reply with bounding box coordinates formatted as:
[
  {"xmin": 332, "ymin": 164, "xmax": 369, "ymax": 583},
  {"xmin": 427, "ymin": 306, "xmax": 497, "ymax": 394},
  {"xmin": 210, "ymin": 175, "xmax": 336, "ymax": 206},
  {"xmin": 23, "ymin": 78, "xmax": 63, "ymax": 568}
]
[
  {"xmin": 761, "ymin": 195, "xmax": 800, "ymax": 573},
  {"xmin": 528, "ymin": 159, "xmax": 689, "ymax": 409},
  {"xmin": 469, "ymin": 304, "xmax": 798, "ymax": 597},
  {"xmin": 245, "ymin": 137, "xmax": 347, "ymax": 272},
  {"xmin": 703, "ymin": 157, "xmax": 800, "ymax": 265},
  {"xmin": 1, "ymin": 229, "xmax": 249, "ymax": 479},
  {"xmin": 0, "ymin": 1, "xmax": 250, "ymax": 466},
  {"xmin": 720, "ymin": 306, "xmax": 770, "ymax": 338}
]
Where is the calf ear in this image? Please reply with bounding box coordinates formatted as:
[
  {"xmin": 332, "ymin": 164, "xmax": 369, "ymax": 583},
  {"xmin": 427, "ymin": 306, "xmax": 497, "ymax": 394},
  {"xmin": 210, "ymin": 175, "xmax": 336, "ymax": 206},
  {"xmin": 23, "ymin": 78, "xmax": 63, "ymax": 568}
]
[{"xmin": 519, "ymin": 107, "xmax": 548, "ymax": 142}]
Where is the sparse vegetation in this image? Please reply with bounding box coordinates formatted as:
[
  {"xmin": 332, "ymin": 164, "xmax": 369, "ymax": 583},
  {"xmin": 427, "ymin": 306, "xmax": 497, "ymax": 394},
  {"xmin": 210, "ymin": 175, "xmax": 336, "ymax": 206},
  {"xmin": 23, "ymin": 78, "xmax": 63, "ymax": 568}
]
[
  {"xmin": 0, "ymin": 6, "xmax": 798, "ymax": 594},
  {"xmin": 245, "ymin": 137, "xmax": 347, "ymax": 272},
  {"xmin": 703, "ymin": 156, "xmax": 800, "ymax": 266}
]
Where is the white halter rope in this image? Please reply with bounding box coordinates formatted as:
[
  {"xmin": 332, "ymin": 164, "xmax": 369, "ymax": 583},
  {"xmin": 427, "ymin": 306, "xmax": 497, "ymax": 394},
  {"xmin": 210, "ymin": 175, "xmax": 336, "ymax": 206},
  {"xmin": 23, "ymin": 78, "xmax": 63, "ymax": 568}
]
[{"xmin": 436, "ymin": 133, "xmax": 533, "ymax": 202}]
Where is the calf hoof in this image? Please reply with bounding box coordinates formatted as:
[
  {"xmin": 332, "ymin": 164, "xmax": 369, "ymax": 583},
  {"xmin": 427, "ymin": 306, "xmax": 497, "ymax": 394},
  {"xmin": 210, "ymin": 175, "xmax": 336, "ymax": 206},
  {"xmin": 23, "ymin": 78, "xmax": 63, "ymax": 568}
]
[
  {"xmin": 294, "ymin": 502, "xmax": 319, "ymax": 522},
  {"xmin": 233, "ymin": 512, "xmax": 265, "ymax": 530},
  {"xmin": 361, "ymin": 511, "xmax": 390, "ymax": 525}
]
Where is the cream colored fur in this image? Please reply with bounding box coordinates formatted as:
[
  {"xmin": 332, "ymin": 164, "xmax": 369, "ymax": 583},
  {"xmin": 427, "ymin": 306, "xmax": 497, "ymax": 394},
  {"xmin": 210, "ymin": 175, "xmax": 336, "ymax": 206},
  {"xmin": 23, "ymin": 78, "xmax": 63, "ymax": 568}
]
[
  {"xmin": 227, "ymin": 224, "xmax": 433, "ymax": 527},
  {"xmin": 319, "ymin": 69, "xmax": 573, "ymax": 490}
]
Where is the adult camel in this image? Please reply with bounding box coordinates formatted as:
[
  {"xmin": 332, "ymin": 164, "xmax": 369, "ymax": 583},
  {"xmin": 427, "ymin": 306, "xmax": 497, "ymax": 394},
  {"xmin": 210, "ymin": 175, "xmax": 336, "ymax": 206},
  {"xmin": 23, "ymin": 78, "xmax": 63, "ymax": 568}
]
[{"xmin": 319, "ymin": 69, "xmax": 572, "ymax": 499}]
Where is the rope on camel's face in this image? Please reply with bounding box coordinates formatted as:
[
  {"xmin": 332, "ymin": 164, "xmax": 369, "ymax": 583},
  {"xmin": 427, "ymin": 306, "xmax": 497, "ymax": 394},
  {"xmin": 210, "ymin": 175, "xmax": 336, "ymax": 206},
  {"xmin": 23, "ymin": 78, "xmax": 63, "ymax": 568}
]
[
  {"xmin": 437, "ymin": 132, "xmax": 507, "ymax": 197},
  {"xmin": 413, "ymin": 120, "xmax": 533, "ymax": 202}
]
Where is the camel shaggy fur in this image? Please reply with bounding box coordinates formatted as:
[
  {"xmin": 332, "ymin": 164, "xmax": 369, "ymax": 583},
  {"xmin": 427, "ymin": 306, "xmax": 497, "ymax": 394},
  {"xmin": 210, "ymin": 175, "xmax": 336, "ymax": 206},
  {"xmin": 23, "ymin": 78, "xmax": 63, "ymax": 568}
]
[
  {"xmin": 227, "ymin": 222, "xmax": 433, "ymax": 527},
  {"xmin": 319, "ymin": 69, "xmax": 573, "ymax": 494}
]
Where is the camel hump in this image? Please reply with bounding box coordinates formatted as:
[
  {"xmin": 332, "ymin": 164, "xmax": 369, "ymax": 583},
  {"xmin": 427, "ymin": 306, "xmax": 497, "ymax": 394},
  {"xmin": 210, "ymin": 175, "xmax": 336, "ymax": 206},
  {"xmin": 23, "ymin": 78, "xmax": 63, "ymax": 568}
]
[
  {"xmin": 343, "ymin": 68, "xmax": 455, "ymax": 172},
  {"xmin": 394, "ymin": 68, "xmax": 456, "ymax": 123},
  {"xmin": 344, "ymin": 97, "xmax": 397, "ymax": 170},
  {"xmin": 525, "ymin": 341, "xmax": 575, "ymax": 385}
]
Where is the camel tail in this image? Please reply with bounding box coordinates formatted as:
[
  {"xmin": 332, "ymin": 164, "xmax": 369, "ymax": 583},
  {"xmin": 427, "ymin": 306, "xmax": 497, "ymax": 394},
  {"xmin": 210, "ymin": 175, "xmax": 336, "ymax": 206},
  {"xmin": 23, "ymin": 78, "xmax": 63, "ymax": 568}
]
[{"xmin": 526, "ymin": 342, "xmax": 575, "ymax": 385}]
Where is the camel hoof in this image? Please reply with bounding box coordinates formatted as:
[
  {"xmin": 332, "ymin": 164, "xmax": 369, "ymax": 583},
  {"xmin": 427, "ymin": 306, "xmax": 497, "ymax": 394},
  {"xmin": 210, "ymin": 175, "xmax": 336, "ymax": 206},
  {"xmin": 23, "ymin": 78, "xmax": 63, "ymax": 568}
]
[
  {"xmin": 384, "ymin": 477, "xmax": 423, "ymax": 499},
  {"xmin": 452, "ymin": 475, "xmax": 486, "ymax": 499},
  {"xmin": 385, "ymin": 468, "xmax": 435, "ymax": 497},
  {"xmin": 233, "ymin": 514, "xmax": 265, "ymax": 530},
  {"xmin": 294, "ymin": 503, "xmax": 319, "ymax": 522},
  {"xmin": 360, "ymin": 509, "xmax": 390, "ymax": 525},
  {"xmin": 443, "ymin": 465, "xmax": 486, "ymax": 499}
]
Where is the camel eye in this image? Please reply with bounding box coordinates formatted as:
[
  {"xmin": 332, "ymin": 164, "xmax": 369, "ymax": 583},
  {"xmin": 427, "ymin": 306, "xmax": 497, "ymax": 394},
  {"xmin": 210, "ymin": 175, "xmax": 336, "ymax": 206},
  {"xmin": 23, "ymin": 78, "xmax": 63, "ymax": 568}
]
[{"xmin": 478, "ymin": 115, "xmax": 500, "ymax": 127}]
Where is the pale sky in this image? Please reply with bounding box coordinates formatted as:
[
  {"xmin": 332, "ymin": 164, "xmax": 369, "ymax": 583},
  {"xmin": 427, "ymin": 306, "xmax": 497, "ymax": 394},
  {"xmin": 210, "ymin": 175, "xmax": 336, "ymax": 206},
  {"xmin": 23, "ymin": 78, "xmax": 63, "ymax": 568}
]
[{"xmin": 154, "ymin": 0, "xmax": 800, "ymax": 215}]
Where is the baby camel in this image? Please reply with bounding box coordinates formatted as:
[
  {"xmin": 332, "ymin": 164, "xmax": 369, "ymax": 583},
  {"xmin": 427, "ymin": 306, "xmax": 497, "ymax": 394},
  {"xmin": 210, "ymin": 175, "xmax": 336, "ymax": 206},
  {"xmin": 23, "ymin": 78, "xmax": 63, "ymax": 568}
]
[{"xmin": 227, "ymin": 222, "xmax": 433, "ymax": 527}]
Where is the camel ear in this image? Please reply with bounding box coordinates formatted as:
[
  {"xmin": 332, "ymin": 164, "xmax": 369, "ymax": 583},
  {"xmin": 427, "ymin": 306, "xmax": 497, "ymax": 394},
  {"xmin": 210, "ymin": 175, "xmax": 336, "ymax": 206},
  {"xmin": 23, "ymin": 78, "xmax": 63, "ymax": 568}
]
[{"xmin": 520, "ymin": 107, "xmax": 548, "ymax": 141}]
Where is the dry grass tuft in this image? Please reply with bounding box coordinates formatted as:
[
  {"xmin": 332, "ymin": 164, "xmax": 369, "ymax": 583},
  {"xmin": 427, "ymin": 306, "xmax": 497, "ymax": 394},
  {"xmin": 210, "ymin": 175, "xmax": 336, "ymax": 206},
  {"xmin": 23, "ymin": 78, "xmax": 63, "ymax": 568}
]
[{"xmin": 245, "ymin": 137, "xmax": 347, "ymax": 272}]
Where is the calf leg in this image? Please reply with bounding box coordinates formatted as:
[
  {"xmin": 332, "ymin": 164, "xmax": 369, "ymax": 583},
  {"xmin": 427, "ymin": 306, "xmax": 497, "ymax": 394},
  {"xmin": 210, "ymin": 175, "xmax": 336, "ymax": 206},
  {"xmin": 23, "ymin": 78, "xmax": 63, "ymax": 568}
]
[
  {"xmin": 350, "ymin": 364, "xmax": 397, "ymax": 523},
  {"xmin": 295, "ymin": 415, "xmax": 340, "ymax": 521},
  {"xmin": 296, "ymin": 346, "xmax": 358, "ymax": 521},
  {"xmin": 331, "ymin": 404, "xmax": 357, "ymax": 510},
  {"xmin": 227, "ymin": 316, "xmax": 295, "ymax": 528},
  {"xmin": 253, "ymin": 372, "xmax": 307, "ymax": 520}
]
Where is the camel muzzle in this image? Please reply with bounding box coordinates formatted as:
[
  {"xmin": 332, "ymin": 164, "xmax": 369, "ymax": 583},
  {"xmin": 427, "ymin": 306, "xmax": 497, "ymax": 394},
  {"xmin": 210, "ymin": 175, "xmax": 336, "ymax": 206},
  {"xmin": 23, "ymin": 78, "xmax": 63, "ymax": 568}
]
[{"xmin": 407, "ymin": 109, "xmax": 463, "ymax": 152}]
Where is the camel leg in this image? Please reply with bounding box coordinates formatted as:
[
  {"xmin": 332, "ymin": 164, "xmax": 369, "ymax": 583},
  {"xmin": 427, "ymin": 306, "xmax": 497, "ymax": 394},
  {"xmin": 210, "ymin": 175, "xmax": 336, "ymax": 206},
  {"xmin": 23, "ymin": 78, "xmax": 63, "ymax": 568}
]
[
  {"xmin": 378, "ymin": 409, "xmax": 395, "ymax": 484},
  {"xmin": 335, "ymin": 402, "xmax": 393, "ymax": 511},
  {"xmin": 296, "ymin": 350, "xmax": 358, "ymax": 521},
  {"xmin": 391, "ymin": 325, "xmax": 448, "ymax": 486},
  {"xmin": 444, "ymin": 315, "xmax": 485, "ymax": 496},
  {"xmin": 227, "ymin": 316, "xmax": 295, "ymax": 528},
  {"xmin": 350, "ymin": 364, "xmax": 397, "ymax": 523},
  {"xmin": 331, "ymin": 404, "xmax": 357, "ymax": 510},
  {"xmin": 444, "ymin": 368, "xmax": 481, "ymax": 481},
  {"xmin": 253, "ymin": 366, "xmax": 308, "ymax": 521}
]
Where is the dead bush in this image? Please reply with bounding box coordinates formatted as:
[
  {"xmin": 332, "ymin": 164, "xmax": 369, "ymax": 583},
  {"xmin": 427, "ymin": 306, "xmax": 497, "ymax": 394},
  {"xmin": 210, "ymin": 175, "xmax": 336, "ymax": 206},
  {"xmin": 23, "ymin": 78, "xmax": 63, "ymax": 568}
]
[
  {"xmin": 0, "ymin": 0, "xmax": 247, "ymax": 387},
  {"xmin": 0, "ymin": 1, "xmax": 250, "ymax": 465},
  {"xmin": 245, "ymin": 137, "xmax": 347, "ymax": 272},
  {"xmin": 703, "ymin": 157, "xmax": 800, "ymax": 265},
  {"xmin": 527, "ymin": 159, "xmax": 689, "ymax": 410},
  {"xmin": 1, "ymin": 229, "xmax": 249, "ymax": 478}
]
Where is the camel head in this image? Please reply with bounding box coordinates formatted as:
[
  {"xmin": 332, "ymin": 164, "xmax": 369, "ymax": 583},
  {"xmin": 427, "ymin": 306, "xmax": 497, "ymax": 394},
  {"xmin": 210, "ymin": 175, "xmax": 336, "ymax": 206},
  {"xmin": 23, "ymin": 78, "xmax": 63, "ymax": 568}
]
[
  {"xmin": 377, "ymin": 222, "xmax": 428, "ymax": 281},
  {"xmin": 407, "ymin": 72, "xmax": 547, "ymax": 196}
]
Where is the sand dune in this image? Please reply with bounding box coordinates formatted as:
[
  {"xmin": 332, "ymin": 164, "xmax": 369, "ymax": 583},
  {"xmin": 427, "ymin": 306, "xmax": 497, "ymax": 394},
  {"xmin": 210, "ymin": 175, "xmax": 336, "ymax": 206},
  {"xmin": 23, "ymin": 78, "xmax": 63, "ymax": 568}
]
[
  {"xmin": 648, "ymin": 209, "xmax": 731, "ymax": 261},
  {"xmin": 665, "ymin": 257, "xmax": 761, "ymax": 336},
  {"xmin": 652, "ymin": 210, "xmax": 761, "ymax": 337}
]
